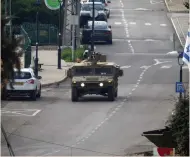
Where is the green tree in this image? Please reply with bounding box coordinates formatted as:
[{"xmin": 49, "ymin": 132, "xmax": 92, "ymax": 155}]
[
  {"xmin": 2, "ymin": 0, "xmax": 59, "ymax": 26},
  {"xmin": 1, "ymin": 16, "xmax": 23, "ymax": 93}
]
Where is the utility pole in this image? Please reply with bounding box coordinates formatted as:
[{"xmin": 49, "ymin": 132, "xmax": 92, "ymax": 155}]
[
  {"xmin": 71, "ymin": 0, "xmax": 75, "ymax": 62},
  {"xmin": 58, "ymin": 0, "xmax": 63, "ymax": 69},
  {"xmin": 173, "ymin": 33, "xmax": 175, "ymax": 51},
  {"xmin": 91, "ymin": 0, "xmax": 95, "ymax": 53},
  {"xmin": 35, "ymin": 0, "xmax": 40, "ymax": 77},
  {"xmin": 9, "ymin": 0, "xmax": 12, "ymax": 39}
]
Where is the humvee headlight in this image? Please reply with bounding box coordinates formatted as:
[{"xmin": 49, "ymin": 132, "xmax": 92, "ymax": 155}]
[
  {"xmin": 73, "ymin": 81, "xmax": 76, "ymax": 83},
  {"xmin": 108, "ymin": 79, "xmax": 112, "ymax": 83},
  {"xmin": 81, "ymin": 83, "xmax": 85, "ymax": 87},
  {"xmin": 99, "ymin": 83, "xmax": 103, "ymax": 87}
]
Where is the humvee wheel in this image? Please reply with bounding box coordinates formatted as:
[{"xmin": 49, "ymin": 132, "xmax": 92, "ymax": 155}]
[
  {"xmin": 108, "ymin": 87, "xmax": 115, "ymax": 101},
  {"xmin": 71, "ymin": 87, "xmax": 78, "ymax": 102}
]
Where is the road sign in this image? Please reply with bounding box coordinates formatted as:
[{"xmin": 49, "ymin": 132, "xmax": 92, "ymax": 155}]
[
  {"xmin": 176, "ymin": 82, "xmax": 185, "ymax": 93},
  {"xmin": 44, "ymin": 0, "xmax": 63, "ymax": 10}
]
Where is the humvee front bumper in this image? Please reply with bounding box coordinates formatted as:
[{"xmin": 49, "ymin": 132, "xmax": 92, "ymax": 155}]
[
  {"xmin": 72, "ymin": 82, "xmax": 113, "ymax": 89},
  {"xmin": 72, "ymin": 82, "xmax": 114, "ymax": 95}
]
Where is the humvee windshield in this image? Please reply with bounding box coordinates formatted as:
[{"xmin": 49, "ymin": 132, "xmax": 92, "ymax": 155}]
[
  {"xmin": 73, "ymin": 67, "xmax": 113, "ymax": 76},
  {"xmin": 74, "ymin": 67, "xmax": 93, "ymax": 75},
  {"xmin": 95, "ymin": 67, "xmax": 112, "ymax": 75}
]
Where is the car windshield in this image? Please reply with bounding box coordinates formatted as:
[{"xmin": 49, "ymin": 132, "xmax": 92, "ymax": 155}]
[
  {"xmin": 88, "ymin": 0, "xmax": 105, "ymax": 3},
  {"xmin": 88, "ymin": 22, "xmax": 108, "ymax": 29},
  {"xmin": 74, "ymin": 67, "xmax": 94, "ymax": 75},
  {"xmin": 95, "ymin": 67, "xmax": 113, "ymax": 75},
  {"xmin": 14, "ymin": 72, "xmax": 32, "ymax": 79},
  {"xmin": 81, "ymin": 4, "xmax": 104, "ymax": 11}
]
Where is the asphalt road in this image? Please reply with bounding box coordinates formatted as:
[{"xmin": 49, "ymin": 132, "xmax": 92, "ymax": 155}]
[{"xmin": 1, "ymin": 0, "xmax": 189, "ymax": 156}]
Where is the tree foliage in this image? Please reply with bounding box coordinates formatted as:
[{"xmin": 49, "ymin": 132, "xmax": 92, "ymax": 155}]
[
  {"xmin": 1, "ymin": 16, "xmax": 24, "ymax": 89},
  {"xmin": 166, "ymin": 94, "xmax": 189, "ymax": 156},
  {"xmin": 9, "ymin": 0, "xmax": 59, "ymax": 26}
]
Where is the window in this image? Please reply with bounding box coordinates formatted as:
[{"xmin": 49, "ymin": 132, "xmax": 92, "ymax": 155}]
[
  {"xmin": 14, "ymin": 72, "xmax": 32, "ymax": 79},
  {"xmin": 88, "ymin": 0, "xmax": 105, "ymax": 3},
  {"xmin": 74, "ymin": 68, "xmax": 94, "ymax": 75},
  {"xmin": 95, "ymin": 67, "xmax": 113, "ymax": 75},
  {"xmin": 88, "ymin": 23, "xmax": 107, "ymax": 30},
  {"xmin": 81, "ymin": 4, "xmax": 104, "ymax": 11}
]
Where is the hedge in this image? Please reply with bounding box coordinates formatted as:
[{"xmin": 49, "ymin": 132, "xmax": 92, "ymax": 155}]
[
  {"xmin": 61, "ymin": 47, "xmax": 85, "ymax": 62},
  {"xmin": 166, "ymin": 94, "xmax": 189, "ymax": 156}
]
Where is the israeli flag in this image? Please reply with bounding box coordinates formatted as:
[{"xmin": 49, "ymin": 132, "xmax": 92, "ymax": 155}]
[{"xmin": 182, "ymin": 29, "xmax": 190, "ymax": 66}]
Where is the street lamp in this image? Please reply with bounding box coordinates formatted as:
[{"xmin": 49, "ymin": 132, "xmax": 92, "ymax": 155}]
[
  {"xmin": 34, "ymin": 0, "xmax": 41, "ymax": 77},
  {"xmin": 178, "ymin": 52, "xmax": 184, "ymax": 99},
  {"xmin": 57, "ymin": 0, "xmax": 64, "ymax": 69}
]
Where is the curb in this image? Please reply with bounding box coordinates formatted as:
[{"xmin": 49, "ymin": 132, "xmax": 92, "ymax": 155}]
[
  {"xmin": 41, "ymin": 69, "xmax": 68, "ymax": 88},
  {"xmin": 164, "ymin": 0, "xmax": 170, "ymax": 12},
  {"xmin": 170, "ymin": 17, "xmax": 185, "ymax": 47},
  {"xmin": 164, "ymin": 0, "xmax": 189, "ymax": 13}
]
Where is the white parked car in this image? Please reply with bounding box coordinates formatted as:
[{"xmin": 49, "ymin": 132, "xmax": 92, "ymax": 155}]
[
  {"xmin": 5, "ymin": 68, "xmax": 42, "ymax": 100},
  {"xmin": 87, "ymin": 0, "xmax": 111, "ymax": 18}
]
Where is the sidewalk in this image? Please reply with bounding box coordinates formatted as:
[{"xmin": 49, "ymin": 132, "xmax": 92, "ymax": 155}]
[
  {"xmin": 31, "ymin": 47, "xmax": 72, "ymax": 87},
  {"xmin": 165, "ymin": 0, "xmax": 189, "ymax": 47}
]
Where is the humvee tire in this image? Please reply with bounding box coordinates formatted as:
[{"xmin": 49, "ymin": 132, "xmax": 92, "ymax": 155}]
[
  {"xmin": 108, "ymin": 87, "xmax": 115, "ymax": 101},
  {"xmin": 72, "ymin": 87, "xmax": 78, "ymax": 102}
]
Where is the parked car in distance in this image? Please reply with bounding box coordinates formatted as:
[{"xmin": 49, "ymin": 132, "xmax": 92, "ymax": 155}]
[
  {"xmin": 87, "ymin": 0, "xmax": 110, "ymax": 18},
  {"xmin": 4, "ymin": 68, "xmax": 42, "ymax": 100},
  {"xmin": 81, "ymin": 20, "xmax": 112, "ymax": 44},
  {"xmin": 80, "ymin": 2, "xmax": 107, "ymax": 27}
]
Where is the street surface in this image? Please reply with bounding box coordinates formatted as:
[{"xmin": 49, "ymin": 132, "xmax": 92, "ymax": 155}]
[{"xmin": 1, "ymin": 0, "xmax": 189, "ymax": 156}]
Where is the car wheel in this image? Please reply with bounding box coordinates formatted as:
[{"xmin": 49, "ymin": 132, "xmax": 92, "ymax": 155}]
[
  {"xmin": 71, "ymin": 87, "xmax": 78, "ymax": 102},
  {"xmin": 108, "ymin": 87, "xmax": 115, "ymax": 101},
  {"xmin": 1, "ymin": 87, "xmax": 7, "ymax": 100},
  {"xmin": 107, "ymin": 39, "xmax": 112, "ymax": 44},
  {"xmin": 36, "ymin": 86, "xmax": 41, "ymax": 98},
  {"xmin": 81, "ymin": 39, "xmax": 88, "ymax": 44},
  {"xmin": 30, "ymin": 89, "xmax": 37, "ymax": 101}
]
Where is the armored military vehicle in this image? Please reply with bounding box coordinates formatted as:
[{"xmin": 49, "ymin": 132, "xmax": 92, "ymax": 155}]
[{"xmin": 67, "ymin": 52, "xmax": 123, "ymax": 102}]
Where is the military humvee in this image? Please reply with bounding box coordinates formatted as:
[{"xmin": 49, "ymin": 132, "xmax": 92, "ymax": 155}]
[{"xmin": 67, "ymin": 54, "xmax": 123, "ymax": 101}]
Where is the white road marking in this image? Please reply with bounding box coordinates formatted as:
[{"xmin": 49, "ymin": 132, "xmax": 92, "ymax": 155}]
[
  {"xmin": 121, "ymin": 65, "xmax": 132, "ymax": 69},
  {"xmin": 129, "ymin": 22, "xmax": 136, "ymax": 25},
  {"xmin": 140, "ymin": 65, "xmax": 151, "ymax": 69},
  {"xmin": 145, "ymin": 23, "xmax": 152, "ymax": 26},
  {"xmin": 135, "ymin": 8, "xmax": 150, "ymax": 11},
  {"xmin": 132, "ymin": 88, "xmax": 136, "ymax": 91},
  {"xmin": 160, "ymin": 24, "xmax": 167, "ymax": 27},
  {"xmin": 32, "ymin": 110, "xmax": 41, "ymax": 116},
  {"xmin": 144, "ymin": 39, "xmax": 155, "ymax": 41},
  {"xmin": 115, "ymin": 53, "xmax": 166, "ymax": 56},
  {"xmin": 1, "ymin": 109, "xmax": 41, "ymax": 116},
  {"xmin": 182, "ymin": 66, "xmax": 189, "ymax": 69},
  {"xmin": 150, "ymin": 0, "xmax": 164, "ymax": 4},
  {"xmin": 39, "ymin": 150, "xmax": 60, "ymax": 156},
  {"xmin": 154, "ymin": 59, "xmax": 172, "ymax": 65},
  {"xmin": 114, "ymin": 22, "xmax": 122, "ymax": 25},
  {"xmin": 160, "ymin": 65, "xmax": 172, "ymax": 69}
]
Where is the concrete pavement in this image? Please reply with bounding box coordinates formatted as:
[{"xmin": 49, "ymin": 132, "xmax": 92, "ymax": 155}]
[
  {"xmin": 1, "ymin": 0, "xmax": 188, "ymax": 156},
  {"xmin": 165, "ymin": 0, "xmax": 189, "ymax": 47},
  {"xmin": 30, "ymin": 48, "xmax": 70, "ymax": 87}
]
